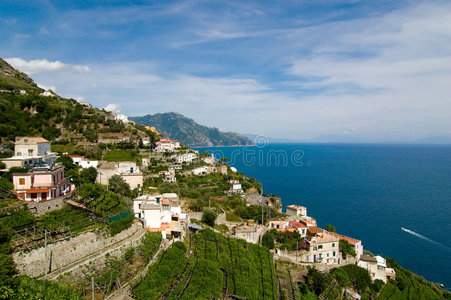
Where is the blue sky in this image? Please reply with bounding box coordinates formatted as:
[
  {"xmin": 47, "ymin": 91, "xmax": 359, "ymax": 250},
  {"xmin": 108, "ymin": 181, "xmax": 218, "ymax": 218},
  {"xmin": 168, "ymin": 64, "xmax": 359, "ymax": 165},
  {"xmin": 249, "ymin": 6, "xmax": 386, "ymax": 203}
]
[{"xmin": 1, "ymin": 0, "xmax": 451, "ymax": 142}]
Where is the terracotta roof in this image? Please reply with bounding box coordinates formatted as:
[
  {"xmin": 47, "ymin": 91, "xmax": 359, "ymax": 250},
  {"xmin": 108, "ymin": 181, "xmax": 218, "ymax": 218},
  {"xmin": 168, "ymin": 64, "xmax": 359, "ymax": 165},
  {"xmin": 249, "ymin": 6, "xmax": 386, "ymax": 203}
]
[
  {"xmin": 277, "ymin": 227, "xmax": 296, "ymax": 232},
  {"xmin": 289, "ymin": 220, "xmax": 307, "ymax": 228},
  {"xmin": 68, "ymin": 155, "xmax": 84, "ymax": 158},
  {"xmin": 298, "ymin": 219, "xmax": 316, "ymax": 227},
  {"xmin": 329, "ymin": 232, "xmax": 361, "ymax": 245},
  {"xmin": 307, "ymin": 226, "xmax": 323, "ymax": 235},
  {"xmin": 162, "ymin": 201, "xmax": 171, "ymax": 206},
  {"xmin": 310, "ymin": 232, "xmax": 339, "ymax": 244}
]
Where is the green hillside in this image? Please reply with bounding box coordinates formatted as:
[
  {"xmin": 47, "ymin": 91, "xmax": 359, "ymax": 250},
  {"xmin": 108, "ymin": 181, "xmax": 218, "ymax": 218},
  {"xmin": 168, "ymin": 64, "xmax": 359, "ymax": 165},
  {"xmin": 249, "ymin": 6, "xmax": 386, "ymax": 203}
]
[
  {"xmin": 0, "ymin": 58, "xmax": 157, "ymax": 156},
  {"xmin": 130, "ymin": 112, "xmax": 253, "ymax": 147},
  {"xmin": 133, "ymin": 228, "xmax": 278, "ymax": 299}
]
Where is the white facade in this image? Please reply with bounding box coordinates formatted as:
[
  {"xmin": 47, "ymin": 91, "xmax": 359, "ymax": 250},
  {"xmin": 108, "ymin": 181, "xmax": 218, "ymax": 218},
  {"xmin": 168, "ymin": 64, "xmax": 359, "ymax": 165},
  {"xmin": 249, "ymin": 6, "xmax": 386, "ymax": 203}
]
[
  {"xmin": 192, "ymin": 166, "xmax": 211, "ymax": 175},
  {"xmin": 229, "ymin": 179, "xmax": 243, "ymax": 194},
  {"xmin": 155, "ymin": 139, "xmax": 180, "ymax": 152},
  {"xmin": 1, "ymin": 137, "xmax": 56, "ymax": 170},
  {"xmin": 133, "ymin": 194, "xmax": 176, "ymax": 238},
  {"xmin": 175, "ymin": 153, "xmax": 197, "ymax": 163},
  {"xmin": 14, "ymin": 137, "xmax": 51, "ymax": 157},
  {"xmin": 286, "ymin": 205, "xmax": 307, "ymax": 217},
  {"xmin": 79, "ymin": 160, "xmax": 99, "ymax": 169},
  {"xmin": 308, "ymin": 232, "xmax": 340, "ymax": 265},
  {"xmin": 39, "ymin": 90, "xmax": 54, "ymax": 97},
  {"xmin": 114, "ymin": 114, "xmax": 130, "ymax": 124},
  {"xmin": 358, "ymin": 255, "xmax": 390, "ymax": 283}
]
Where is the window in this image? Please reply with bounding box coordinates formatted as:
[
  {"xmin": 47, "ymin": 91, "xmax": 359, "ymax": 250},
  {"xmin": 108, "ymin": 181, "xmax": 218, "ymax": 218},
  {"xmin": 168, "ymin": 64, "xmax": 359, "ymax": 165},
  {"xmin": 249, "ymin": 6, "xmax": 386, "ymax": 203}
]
[
  {"xmin": 28, "ymin": 149, "xmax": 33, "ymax": 156},
  {"xmin": 313, "ymin": 247, "xmax": 317, "ymax": 251},
  {"xmin": 19, "ymin": 178, "xmax": 25, "ymax": 185},
  {"xmin": 332, "ymin": 243, "xmax": 335, "ymax": 247},
  {"xmin": 318, "ymin": 245, "xmax": 323, "ymax": 249},
  {"xmin": 333, "ymin": 251, "xmax": 336, "ymax": 256}
]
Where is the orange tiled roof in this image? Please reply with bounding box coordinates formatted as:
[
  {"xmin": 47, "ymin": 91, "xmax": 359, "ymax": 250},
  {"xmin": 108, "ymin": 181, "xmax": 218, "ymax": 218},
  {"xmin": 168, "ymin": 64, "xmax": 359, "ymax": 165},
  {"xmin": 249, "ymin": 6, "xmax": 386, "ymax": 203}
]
[
  {"xmin": 289, "ymin": 220, "xmax": 307, "ymax": 228},
  {"xmin": 329, "ymin": 232, "xmax": 361, "ymax": 245}
]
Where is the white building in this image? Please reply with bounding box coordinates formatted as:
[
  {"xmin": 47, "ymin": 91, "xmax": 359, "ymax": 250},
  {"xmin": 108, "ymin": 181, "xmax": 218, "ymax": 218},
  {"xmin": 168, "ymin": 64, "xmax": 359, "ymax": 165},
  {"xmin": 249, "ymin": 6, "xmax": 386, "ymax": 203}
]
[
  {"xmin": 358, "ymin": 255, "xmax": 394, "ymax": 283},
  {"xmin": 308, "ymin": 232, "xmax": 340, "ymax": 265},
  {"xmin": 79, "ymin": 160, "xmax": 99, "ymax": 169},
  {"xmin": 229, "ymin": 179, "xmax": 243, "ymax": 194},
  {"xmin": 1, "ymin": 137, "xmax": 56, "ymax": 170},
  {"xmin": 39, "ymin": 90, "xmax": 54, "ymax": 97},
  {"xmin": 174, "ymin": 153, "xmax": 197, "ymax": 163},
  {"xmin": 133, "ymin": 194, "xmax": 183, "ymax": 238},
  {"xmin": 192, "ymin": 166, "xmax": 216, "ymax": 176},
  {"xmin": 96, "ymin": 161, "xmax": 143, "ymax": 189},
  {"xmin": 329, "ymin": 232, "xmax": 364, "ymax": 259},
  {"xmin": 114, "ymin": 114, "xmax": 131, "ymax": 124},
  {"xmin": 155, "ymin": 139, "xmax": 181, "ymax": 152},
  {"xmin": 286, "ymin": 204, "xmax": 307, "ymax": 217}
]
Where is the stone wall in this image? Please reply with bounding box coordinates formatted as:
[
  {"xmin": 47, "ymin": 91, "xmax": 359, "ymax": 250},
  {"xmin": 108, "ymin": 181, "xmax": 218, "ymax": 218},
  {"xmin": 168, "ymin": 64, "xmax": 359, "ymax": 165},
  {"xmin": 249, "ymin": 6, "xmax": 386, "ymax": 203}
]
[
  {"xmin": 187, "ymin": 211, "xmax": 226, "ymax": 224},
  {"xmin": 13, "ymin": 221, "xmax": 143, "ymax": 278},
  {"xmin": 27, "ymin": 197, "xmax": 68, "ymax": 217}
]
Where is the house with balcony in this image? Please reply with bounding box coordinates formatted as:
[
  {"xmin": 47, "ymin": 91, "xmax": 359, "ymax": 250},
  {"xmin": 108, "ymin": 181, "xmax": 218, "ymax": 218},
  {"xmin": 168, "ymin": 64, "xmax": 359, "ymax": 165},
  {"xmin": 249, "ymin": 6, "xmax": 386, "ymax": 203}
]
[
  {"xmin": 1, "ymin": 137, "xmax": 56, "ymax": 170},
  {"xmin": 12, "ymin": 164, "xmax": 73, "ymax": 202}
]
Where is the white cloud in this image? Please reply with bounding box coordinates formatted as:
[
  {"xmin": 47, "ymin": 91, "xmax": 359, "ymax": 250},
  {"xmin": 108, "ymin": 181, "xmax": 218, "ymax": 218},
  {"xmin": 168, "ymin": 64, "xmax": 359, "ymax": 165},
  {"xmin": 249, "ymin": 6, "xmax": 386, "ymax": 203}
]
[
  {"xmin": 104, "ymin": 103, "xmax": 121, "ymax": 113},
  {"xmin": 9, "ymin": 2, "xmax": 451, "ymax": 142},
  {"xmin": 39, "ymin": 27, "xmax": 50, "ymax": 36},
  {"xmin": 37, "ymin": 83, "xmax": 56, "ymax": 92},
  {"xmin": 5, "ymin": 58, "xmax": 90, "ymax": 75}
]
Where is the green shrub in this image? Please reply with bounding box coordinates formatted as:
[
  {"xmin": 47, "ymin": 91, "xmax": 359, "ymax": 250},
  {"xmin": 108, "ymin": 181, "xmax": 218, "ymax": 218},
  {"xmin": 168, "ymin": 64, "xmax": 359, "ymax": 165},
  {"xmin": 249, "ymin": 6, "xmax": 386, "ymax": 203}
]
[
  {"xmin": 108, "ymin": 215, "xmax": 133, "ymax": 236},
  {"xmin": 202, "ymin": 209, "xmax": 217, "ymax": 227}
]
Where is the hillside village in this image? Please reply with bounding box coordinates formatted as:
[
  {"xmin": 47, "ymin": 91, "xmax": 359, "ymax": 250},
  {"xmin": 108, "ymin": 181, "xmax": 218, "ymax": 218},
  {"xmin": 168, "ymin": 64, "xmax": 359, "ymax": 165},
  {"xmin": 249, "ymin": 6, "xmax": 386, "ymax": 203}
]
[{"xmin": 0, "ymin": 58, "xmax": 449, "ymax": 299}]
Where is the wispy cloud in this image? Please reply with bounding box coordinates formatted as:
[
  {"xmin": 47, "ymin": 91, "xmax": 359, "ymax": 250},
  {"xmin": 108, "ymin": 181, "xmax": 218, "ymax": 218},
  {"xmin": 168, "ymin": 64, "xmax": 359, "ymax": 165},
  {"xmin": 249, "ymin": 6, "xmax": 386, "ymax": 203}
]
[
  {"xmin": 3, "ymin": 1, "xmax": 451, "ymax": 142},
  {"xmin": 5, "ymin": 58, "xmax": 90, "ymax": 75},
  {"xmin": 104, "ymin": 103, "xmax": 121, "ymax": 113}
]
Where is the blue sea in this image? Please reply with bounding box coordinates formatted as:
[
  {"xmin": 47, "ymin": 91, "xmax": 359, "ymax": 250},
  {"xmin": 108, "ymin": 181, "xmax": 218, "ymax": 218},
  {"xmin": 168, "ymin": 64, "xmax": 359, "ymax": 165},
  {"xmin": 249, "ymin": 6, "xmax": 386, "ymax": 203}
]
[{"xmin": 196, "ymin": 143, "xmax": 451, "ymax": 289}]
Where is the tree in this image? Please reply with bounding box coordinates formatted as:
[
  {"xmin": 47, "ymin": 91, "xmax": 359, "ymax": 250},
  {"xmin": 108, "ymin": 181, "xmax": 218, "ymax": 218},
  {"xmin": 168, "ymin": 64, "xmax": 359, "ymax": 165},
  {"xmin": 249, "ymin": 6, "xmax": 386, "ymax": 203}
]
[
  {"xmin": 55, "ymin": 155, "xmax": 77, "ymax": 171},
  {"xmin": 325, "ymin": 224, "xmax": 336, "ymax": 232},
  {"xmin": 202, "ymin": 209, "xmax": 217, "ymax": 227},
  {"xmin": 262, "ymin": 231, "xmax": 275, "ymax": 249},
  {"xmin": 80, "ymin": 167, "xmax": 98, "ymax": 184},
  {"xmin": 108, "ymin": 175, "xmax": 130, "ymax": 196},
  {"xmin": 339, "ymin": 239, "xmax": 357, "ymax": 258}
]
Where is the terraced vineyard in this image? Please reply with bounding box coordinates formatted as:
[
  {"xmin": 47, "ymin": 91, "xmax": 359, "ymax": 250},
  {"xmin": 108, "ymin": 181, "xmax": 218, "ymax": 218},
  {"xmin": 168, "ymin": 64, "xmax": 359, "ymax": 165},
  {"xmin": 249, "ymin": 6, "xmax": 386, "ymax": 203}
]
[{"xmin": 133, "ymin": 228, "xmax": 279, "ymax": 299}]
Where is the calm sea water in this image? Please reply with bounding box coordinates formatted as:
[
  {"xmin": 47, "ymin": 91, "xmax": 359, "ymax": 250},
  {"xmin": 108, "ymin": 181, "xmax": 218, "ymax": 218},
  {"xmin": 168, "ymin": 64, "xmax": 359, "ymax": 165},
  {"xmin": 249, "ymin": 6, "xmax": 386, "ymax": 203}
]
[{"xmin": 196, "ymin": 143, "xmax": 451, "ymax": 289}]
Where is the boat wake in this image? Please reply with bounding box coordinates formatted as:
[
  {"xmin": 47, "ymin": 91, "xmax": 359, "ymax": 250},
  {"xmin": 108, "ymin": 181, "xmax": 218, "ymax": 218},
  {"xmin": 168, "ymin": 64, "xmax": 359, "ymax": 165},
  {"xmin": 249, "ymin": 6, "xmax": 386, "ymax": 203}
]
[{"xmin": 401, "ymin": 227, "xmax": 445, "ymax": 247}]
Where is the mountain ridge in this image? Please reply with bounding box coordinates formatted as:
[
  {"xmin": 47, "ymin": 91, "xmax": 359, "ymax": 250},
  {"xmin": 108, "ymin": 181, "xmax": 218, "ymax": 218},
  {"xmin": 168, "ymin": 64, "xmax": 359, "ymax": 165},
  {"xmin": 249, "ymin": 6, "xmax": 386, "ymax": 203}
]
[{"xmin": 130, "ymin": 112, "xmax": 253, "ymax": 147}]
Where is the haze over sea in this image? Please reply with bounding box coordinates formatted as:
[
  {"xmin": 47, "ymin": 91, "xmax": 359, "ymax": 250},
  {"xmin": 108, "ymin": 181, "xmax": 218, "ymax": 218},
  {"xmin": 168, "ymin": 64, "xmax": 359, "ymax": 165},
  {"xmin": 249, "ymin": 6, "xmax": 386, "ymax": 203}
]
[{"xmin": 197, "ymin": 143, "xmax": 451, "ymax": 289}]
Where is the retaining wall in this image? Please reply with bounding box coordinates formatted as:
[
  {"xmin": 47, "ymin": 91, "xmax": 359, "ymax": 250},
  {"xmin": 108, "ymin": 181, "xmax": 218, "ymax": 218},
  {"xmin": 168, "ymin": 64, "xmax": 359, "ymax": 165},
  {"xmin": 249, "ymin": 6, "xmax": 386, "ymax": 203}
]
[{"xmin": 13, "ymin": 221, "xmax": 143, "ymax": 278}]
